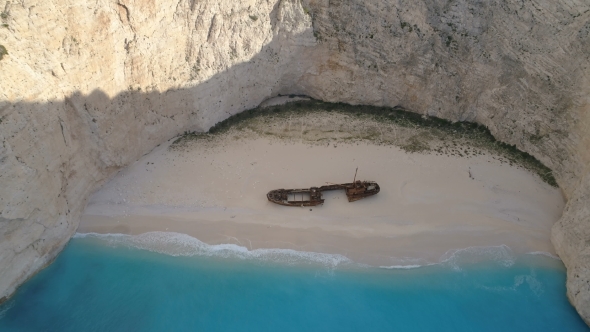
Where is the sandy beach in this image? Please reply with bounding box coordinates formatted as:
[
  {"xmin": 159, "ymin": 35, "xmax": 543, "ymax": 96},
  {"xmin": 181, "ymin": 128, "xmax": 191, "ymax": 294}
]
[{"xmin": 78, "ymin": 110, "xmax": 565, "ymax": 267}]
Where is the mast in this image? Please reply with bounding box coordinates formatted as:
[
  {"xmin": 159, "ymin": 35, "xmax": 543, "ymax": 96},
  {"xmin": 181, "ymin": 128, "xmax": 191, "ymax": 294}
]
[{"xmin": 353, "ymin": 167, "xmax": 358, "ymax": 188}]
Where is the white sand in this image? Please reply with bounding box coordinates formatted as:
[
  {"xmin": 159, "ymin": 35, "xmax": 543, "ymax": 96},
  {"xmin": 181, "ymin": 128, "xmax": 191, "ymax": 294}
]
[{"xmin": 79, "ymin": 135, "xmax": 565, "ymax": 266}]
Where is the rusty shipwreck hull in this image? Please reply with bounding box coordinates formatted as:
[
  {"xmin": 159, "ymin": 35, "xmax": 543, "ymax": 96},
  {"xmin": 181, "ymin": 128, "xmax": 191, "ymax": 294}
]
[{"xmin": 266, "ymin": 181, "xmax": 380, "ymax": 207}]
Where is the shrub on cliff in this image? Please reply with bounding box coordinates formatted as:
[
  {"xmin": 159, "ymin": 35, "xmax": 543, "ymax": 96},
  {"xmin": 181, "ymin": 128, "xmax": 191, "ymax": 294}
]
[{"xmin": 0, "ymin": 45, "xmax": 7, "ymax": 60}]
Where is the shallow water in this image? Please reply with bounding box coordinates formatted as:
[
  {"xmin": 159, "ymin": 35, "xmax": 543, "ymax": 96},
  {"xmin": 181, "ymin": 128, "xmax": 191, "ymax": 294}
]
[{"xmin": 0, "ymin": 235, "xmax": 588, "ymax": 332}]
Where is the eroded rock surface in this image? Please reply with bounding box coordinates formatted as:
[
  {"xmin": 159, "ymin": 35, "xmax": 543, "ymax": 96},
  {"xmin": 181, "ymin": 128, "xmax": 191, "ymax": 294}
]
[{"xmin": 0, "ymin": 0, "xmax": 589, "ymax": 324}]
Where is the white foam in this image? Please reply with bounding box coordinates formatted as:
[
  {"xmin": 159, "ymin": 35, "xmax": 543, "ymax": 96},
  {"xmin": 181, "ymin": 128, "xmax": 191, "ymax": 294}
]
[
  {"xmin": 0, "ymin": 300, "xmax": 13, "ymax": 320},
  {"xmin": 379, "ymin": 264, "xmax": 425, "ymax": 270},
  {"xmin": 438, "ymin": 244, "xmax": 516, "ymax": 270},
  {"xmin": 479, "ymin": 273, "xmax": 545, "ymax": 296},
  {"xmin": 526, "ymin": 251, "xmax": 561, "ymax": 260},
  {"xmin": 73, "ymin": 233, "xmax": 531, "ymax": 271},
  {"xmin": 378, "ymin": 256, "xmax": 436, "ymax": 269},
  {"xmin": 74, "ymin": 232, "xmax": 351, "ymax": 268},
  {"xmin": 378, "ymin": 245, "xmax": 517, "ymax": 271}
]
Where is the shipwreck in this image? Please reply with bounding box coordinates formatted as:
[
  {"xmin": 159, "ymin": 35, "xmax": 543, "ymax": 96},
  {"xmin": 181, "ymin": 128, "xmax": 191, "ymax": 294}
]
[{"xmin": 266, "ymin": 169, "xmax": 380, "ymax": 207}]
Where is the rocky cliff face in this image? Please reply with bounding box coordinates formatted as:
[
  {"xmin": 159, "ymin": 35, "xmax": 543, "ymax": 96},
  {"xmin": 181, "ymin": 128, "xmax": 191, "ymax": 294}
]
[{"xmin": 0, "ymin": 0, "xmax": 588, "ymax": 324}]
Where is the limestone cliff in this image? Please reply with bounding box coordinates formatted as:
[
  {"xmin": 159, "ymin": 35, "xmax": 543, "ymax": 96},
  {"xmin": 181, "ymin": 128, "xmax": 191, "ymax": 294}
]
[{"xmin": 0, "ymin": 0, "xmax": 589, "ymax": 324}]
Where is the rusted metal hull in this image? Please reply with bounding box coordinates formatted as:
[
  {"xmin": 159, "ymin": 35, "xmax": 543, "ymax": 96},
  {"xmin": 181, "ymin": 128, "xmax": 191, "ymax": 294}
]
[
  {"xmin": 267, "ymin": 181, "xmax": 380, "ymax": 207},
  {"xmin": 266, "ymin": 187, "xmax": 325, "ymax": 207}
]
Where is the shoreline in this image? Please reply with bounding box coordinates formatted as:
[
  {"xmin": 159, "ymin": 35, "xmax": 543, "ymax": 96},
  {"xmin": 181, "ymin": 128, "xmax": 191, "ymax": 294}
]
[
  {"xmin": 79, "ymin": 123, "xmax": 565, "ymax": 267},
  {"xmin": 79, "ymin": 213, "xmax": 547, "ymax": 267},
  {"xmin": 73, "ymin": 230, "xmax": 564, "ymax": 271}
]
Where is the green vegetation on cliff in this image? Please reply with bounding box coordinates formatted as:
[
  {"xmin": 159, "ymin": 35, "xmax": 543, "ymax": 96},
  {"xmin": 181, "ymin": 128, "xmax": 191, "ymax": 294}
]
[
  {"xmin": 172, "ymin": 99, "xmax": 557, "ymax": 187},
  {"xmin": 0, "ymin": 45, "xmax": 7, "ymax": 60}
]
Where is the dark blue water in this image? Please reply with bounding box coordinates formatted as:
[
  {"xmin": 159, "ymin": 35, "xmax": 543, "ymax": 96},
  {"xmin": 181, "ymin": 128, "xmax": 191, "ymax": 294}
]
[{"xmin": 0, "ymin": 235, "xmax": 587, "ymax": 332}]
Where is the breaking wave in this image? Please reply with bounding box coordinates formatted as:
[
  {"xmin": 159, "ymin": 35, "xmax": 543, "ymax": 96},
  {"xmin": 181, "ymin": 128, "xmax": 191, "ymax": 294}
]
[
  {"xmin": 379, "ymin": 264, "xmax": 425, "ymax": 270},
  {"xmin": 75, "ymin": 232, "xmax": 528, "ymax": 272},
  {"xmin": 379, "ymin": 245, "xmax": 516, "ymax": 270},
  {"xmin": 526, "ymin": 251, "xmax": 561, "ymax": 260},
  {"xmin": 0, "ymin": 301, "xmax": 13, "ymax": 321},
  {"xmin": 74, "ymin": 232, "xmax": 351, "ymax": 268},
  {"xmin": 438, "ymin": 245, "xmax": 516, "ymax": 270}
]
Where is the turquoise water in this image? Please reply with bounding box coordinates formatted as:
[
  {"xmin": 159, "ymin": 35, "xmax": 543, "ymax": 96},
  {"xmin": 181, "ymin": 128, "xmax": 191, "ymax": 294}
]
[{"xmin": 0, "ymin": 234, "xmax": 588, "ymax": 332}]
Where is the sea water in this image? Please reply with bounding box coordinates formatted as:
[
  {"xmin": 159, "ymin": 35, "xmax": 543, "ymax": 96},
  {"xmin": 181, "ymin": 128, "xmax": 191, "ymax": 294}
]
[{"xmin": 0, "ymin": 233, "xmax": 588, "ymax": 332}]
